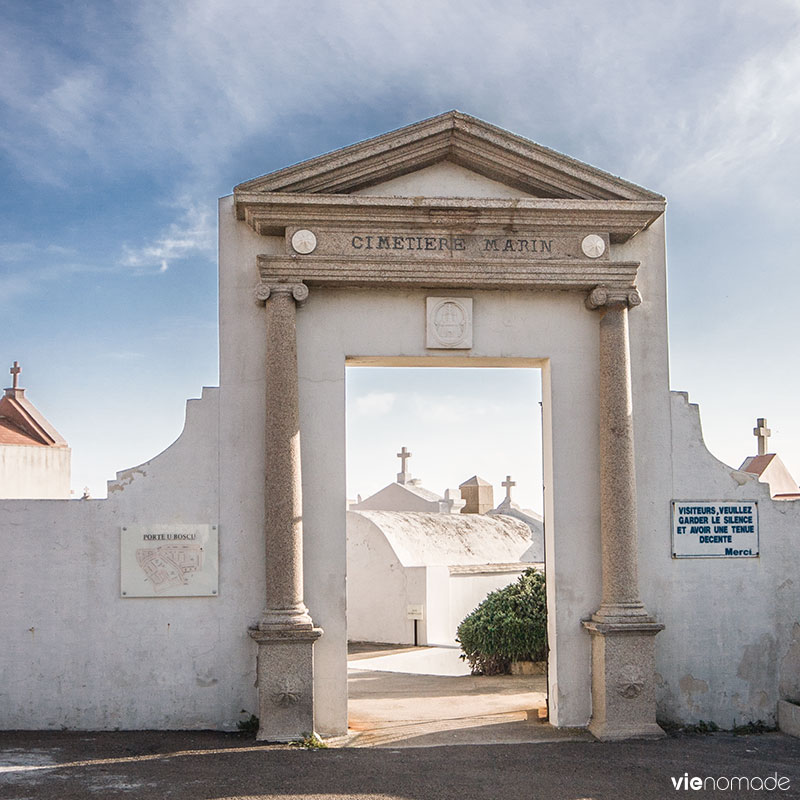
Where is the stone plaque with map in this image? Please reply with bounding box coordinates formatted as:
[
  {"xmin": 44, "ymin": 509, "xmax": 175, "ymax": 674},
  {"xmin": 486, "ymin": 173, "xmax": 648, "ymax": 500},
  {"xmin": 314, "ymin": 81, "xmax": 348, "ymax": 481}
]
[{"xmin": 120, "ymin": 524, "xmax": 219, "ymax": 597}]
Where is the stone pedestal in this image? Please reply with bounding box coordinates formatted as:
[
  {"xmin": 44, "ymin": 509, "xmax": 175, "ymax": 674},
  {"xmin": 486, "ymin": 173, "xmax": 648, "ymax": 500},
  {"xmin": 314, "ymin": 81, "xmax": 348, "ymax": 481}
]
[
  {"xmin": 583, "ymin": 619, "xmax": 664, "ymax": 740},
  {"xmin": 249, "ymin": 627, "xmax": 323, "ymax": 742}
]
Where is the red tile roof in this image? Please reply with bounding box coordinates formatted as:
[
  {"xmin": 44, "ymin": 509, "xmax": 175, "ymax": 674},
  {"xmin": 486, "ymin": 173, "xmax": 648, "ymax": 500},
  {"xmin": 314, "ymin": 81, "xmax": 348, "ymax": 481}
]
[
  {"xmin": 0, "ymin": 388, "xmax": 67, "ymax": 448},
  {"xmin": 739, "ymin": 454, "xmax": 776, "ymax": 477},
  {"xmin": 0, "ymin": 416, "xmax": 47, "ymax": 446}
]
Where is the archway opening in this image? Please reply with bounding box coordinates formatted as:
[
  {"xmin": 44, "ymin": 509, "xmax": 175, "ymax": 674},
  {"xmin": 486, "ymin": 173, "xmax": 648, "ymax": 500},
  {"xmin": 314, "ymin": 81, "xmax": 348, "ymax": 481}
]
[{"xmin": 344, "ymin": 362, "xmax": 553, "ymax": 745}]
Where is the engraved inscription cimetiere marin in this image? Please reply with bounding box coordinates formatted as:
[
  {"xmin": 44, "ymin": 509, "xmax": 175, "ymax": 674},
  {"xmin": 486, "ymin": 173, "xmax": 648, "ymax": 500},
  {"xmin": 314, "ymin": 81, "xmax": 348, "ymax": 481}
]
[{"xmin": 286, "ymin": 229, "xmax": 610, "ymax": 261}]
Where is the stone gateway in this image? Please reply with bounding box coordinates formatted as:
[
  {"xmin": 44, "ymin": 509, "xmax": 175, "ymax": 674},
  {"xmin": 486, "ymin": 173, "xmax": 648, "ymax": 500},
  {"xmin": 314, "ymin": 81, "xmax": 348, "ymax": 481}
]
[
  {"xmin": 236, "ymin": 111, "xmax": 666, "ymax": 740},
  {"xmin": 2, "ymin": 112, "xmax": 799, "ymax": 743}
]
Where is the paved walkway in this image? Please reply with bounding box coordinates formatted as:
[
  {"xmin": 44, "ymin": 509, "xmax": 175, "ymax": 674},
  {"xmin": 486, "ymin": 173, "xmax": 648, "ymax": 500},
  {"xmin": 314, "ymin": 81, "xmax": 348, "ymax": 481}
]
[{"xmin": 345, "ymin": 643, "xmax": 589, "ymax": 747}]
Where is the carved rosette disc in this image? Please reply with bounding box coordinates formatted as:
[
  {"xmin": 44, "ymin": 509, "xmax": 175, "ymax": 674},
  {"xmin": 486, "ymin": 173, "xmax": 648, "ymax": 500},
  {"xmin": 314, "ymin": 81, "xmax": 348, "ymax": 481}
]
[
  {"xmin": 616, "ymin": 667, "xmax": 646, "ymax": 699},
  {"xmin": 291, "ymin": 229, "xmax": 317, "ymax": 254},
  {"xmin": 581, "ymin": 234, "xmax": 606, "ymax": 258}
]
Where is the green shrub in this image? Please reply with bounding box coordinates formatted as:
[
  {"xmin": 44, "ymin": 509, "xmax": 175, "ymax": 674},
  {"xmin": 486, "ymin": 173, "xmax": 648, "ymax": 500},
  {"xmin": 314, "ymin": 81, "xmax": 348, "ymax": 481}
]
[{"xmin": 456, "ymin": 568, "xmax": 547, "ymax": 675}]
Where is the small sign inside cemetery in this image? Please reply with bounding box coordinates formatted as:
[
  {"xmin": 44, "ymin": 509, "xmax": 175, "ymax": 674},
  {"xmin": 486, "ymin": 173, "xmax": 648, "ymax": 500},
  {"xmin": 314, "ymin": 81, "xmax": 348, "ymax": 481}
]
[
  {"xmin": 671, "ymin": 502, "xmax": 758, "ymax": 558},
  {"xmin": 121, "ymin": 524, "xmax": 219, "ymax": 597}
]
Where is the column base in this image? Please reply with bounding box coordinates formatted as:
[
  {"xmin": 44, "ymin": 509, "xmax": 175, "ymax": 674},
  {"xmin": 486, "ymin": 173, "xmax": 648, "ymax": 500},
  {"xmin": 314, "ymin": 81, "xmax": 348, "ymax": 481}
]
[
  {"xmin": 257, "ymin": 604, "xmax": 315, "ymax": 631},
  {"xmin": 583, "ymin": 617, "xmax": 665, "ymax": 741},
  {"xmin": 248, "ymin": 626, "xmax": 323, "ymax": 742}
]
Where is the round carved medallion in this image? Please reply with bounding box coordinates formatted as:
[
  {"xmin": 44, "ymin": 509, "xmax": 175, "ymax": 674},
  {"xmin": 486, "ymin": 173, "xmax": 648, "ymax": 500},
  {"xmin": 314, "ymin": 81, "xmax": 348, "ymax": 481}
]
[
  {"xmin": 581, "ymin": 234, "xmax": 606, "ymax": 258},
  {"xmin": 291, "ymin": 229, "xmax": 317, "ymax": 254}
]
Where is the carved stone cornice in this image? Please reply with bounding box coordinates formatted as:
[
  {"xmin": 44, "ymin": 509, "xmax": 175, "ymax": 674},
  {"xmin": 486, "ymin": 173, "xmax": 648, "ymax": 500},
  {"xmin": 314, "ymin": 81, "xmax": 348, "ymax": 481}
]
[
  {"xmin": 585, "ymin": 285, "xmax": 642, "ymax": 311},
  {"xmin": 254, "ymin": 282, "xmax": 309, "ymax": 305},
  {"xmin": 257, "ymin": 256, "xmax": 640, "ymax": 292},
  {"xmin": 236, "ymin": 194, "xmax": 664, "ymax": 243}
]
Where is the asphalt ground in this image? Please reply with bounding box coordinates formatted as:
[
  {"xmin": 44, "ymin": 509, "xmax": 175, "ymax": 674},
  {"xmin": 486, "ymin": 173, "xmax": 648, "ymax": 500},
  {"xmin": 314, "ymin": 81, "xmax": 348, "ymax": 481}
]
[{"xmin": 1, "ymin": 729, "xmax": 799, "ymax": 800}]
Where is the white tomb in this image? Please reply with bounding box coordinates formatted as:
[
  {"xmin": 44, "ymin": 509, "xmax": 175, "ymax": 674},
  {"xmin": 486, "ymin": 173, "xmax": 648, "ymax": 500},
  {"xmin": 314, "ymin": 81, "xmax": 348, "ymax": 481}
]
[{"xmin": 347, "ymin": 509, "xmax": 538, "ymax": 646}]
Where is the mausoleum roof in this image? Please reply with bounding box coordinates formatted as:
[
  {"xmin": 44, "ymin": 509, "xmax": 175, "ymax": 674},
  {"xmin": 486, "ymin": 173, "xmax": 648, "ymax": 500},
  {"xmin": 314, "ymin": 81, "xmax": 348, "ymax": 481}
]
[
  {"xmin": 459, "ymin": 475, "xmax": 493, "ymax": 488},
  {"xmin": 399, "ymin": 483, "xmax": 442, "ymax": 502},
  {"xmin": 349, "ymin": 480, "xmax": 443, "ymax": 512},
  {"xmin": 348, "ymin": 510, "xmax": 534, "ymax": 567},
  {"xmin": 0, "ymin": 364, "xmax": 67, "ymax": 449},
  {"xmin": 0, "ymin": 416, "xmax": 47, "ymax": 446},
  {"xmin": 739, "ymin": 453, "xmax": 800, "ymax": 498}
]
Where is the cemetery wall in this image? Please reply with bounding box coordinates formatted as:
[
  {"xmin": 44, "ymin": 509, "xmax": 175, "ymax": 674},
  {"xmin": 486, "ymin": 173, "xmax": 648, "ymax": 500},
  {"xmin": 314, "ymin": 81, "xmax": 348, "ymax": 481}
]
[
  {"xmin": 641, "ymin": 391, "xmax": 800, "ymax": 728},
  {"xmin": 0, "ymin": 388, "xmax": 264, "ymax": 730}
]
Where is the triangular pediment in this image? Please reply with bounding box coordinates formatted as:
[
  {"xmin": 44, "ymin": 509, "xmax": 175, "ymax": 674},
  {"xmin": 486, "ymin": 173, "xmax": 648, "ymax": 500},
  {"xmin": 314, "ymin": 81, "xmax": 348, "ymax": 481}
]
[{"xmin": 235, "ymin": 111, "xmax": 663, "ymax": 201}]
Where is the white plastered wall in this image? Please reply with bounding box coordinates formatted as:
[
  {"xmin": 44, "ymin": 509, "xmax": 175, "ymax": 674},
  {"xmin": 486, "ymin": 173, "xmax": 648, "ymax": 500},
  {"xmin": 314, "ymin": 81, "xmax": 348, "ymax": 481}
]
[
  {"xmin": 346, "ymin": 510, "xmax": 421, "ymax": 644},
  {"xmin": 649, "ymin": 392, "xmax": 800, "ymax": 727},
  {"xmin": 0, "ymin": 445, "xmax": 71, "ymax": 499},
  {"xmin": 447, "ymin": 570, "xmax": 529, "ymax": 642},
  {"xmin": 0, "ymin": 388, "xmax": 267, "ymax": 730}
]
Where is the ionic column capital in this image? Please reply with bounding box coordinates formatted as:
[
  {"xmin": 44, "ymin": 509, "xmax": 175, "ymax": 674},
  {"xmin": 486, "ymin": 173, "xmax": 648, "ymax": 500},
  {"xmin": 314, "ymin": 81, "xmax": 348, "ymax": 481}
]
[
  {"xmin": 254, "ymin": 282, "xmax": 309, "ymax": 305},
  {"xmin": 585, "ymin": 285, "xmax": 642, "ymax": 311}
]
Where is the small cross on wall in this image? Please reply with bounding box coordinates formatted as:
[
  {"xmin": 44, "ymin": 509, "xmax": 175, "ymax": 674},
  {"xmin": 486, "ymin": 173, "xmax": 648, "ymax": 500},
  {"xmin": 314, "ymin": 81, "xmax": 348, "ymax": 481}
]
[
  {"xmin": 502, "ymin": 474, "xmax": 516, "ymax": 502},
  {"xmin": 10, "ymin": 361, "xmax": 21, "ymax": 390},
  {"xmin": 754, "ymin": 417, "xmax": 771, "ymax": 456}
]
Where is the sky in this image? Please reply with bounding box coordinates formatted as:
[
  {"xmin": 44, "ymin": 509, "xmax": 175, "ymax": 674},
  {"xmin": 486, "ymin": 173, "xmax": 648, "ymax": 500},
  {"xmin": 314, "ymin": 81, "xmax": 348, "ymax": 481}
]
[{"xmin": 2, "ymin": 1, "xmax": 800, "ymax": 509}]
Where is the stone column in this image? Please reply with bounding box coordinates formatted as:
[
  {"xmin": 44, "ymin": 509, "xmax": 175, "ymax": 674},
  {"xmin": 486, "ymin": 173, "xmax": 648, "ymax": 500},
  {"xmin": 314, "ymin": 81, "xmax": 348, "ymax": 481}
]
[
  {"xmin": 582, "ymin": 286, "xmax": 664, "ymax": 741},
  {"xmin": 249, "ymin": 281, "xmax": 322, "ymax": 742}
]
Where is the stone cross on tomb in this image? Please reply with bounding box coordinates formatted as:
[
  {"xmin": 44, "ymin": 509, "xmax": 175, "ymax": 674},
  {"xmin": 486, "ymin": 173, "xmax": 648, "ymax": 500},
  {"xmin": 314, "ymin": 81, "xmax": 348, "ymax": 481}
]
[
  {"xmin": 502, "ymin": 474, "xmax": 516, "ymax": 502},
  {"xmin": 10, "ymin": 361, "xmax": 21, "ymax": 390},
  {"xmin": 754, "ymin": 417, "xmax": 771, "ymax": 456},
  {"xmin": 396, "ymin": 446, "xmax": 412, "ymax": 485}
]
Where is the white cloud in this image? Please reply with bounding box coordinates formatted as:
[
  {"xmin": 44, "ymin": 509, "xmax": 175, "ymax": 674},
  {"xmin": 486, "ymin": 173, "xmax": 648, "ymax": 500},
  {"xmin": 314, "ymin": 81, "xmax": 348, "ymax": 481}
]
[
  {"xmin": 121, "ymin": 196, "xmax": 215, "ymax": 273},
  {"xmin": 355, "ymin": 392, "xmax": 396, "ymax": 416}
]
